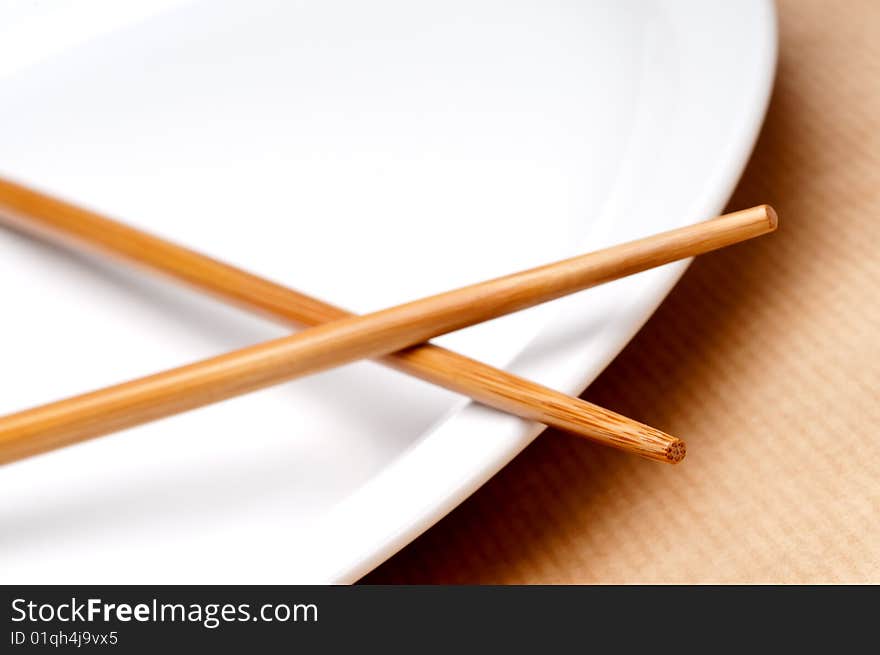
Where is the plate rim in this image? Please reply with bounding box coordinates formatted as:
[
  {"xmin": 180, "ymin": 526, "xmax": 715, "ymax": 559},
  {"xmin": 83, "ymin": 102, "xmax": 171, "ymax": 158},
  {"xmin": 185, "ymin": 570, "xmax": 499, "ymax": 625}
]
[{"xmin": 316, "ymin": 0, "xmax": 779, "ymax": 583}]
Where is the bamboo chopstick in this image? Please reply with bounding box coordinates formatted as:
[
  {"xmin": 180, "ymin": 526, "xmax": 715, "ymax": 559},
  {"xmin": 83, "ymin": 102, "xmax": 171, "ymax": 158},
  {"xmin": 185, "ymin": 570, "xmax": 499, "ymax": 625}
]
[
  {"xmin": 0, "ymin": 178, "xmax": 687, "ymax": 464},
  {"xmin": 0, "ymin": 179, "xmax": 776, "ymax": 465}
]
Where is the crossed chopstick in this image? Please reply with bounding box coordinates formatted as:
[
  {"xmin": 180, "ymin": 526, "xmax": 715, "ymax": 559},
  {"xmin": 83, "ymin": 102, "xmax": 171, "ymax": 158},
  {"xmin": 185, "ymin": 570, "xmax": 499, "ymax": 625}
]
[{"xmin": 0, "ymin": 176, "xmax": 776, "ymax": 465}]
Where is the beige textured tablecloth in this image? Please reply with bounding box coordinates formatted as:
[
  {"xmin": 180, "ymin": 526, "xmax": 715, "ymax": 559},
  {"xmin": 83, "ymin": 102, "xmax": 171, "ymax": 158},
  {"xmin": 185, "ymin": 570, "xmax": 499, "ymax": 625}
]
[{"xmin": 364, "ymin": 0, "xmax": 880, "ymax": 584}]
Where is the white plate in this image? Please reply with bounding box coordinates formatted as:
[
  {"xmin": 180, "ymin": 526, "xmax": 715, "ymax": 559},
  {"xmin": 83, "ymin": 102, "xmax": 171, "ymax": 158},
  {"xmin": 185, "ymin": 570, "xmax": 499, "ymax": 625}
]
[{"xmin": 0, "ymin": 0, "xmax": 775, "ymax": 583}]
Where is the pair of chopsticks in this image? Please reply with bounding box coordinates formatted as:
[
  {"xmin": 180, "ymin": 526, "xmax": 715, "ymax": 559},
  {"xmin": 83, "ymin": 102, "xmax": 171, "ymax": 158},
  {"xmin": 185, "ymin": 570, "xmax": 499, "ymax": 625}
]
[{"xmin": 0, "ymin": 176, "xmax": 777, "ymax": 465}]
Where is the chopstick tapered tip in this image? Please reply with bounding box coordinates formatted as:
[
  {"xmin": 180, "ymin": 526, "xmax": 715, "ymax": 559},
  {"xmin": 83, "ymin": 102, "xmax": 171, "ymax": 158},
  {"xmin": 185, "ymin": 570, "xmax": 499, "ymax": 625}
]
[{"xmin": 665, "ymin": 439, "xmax": 687, "ymax": 464}]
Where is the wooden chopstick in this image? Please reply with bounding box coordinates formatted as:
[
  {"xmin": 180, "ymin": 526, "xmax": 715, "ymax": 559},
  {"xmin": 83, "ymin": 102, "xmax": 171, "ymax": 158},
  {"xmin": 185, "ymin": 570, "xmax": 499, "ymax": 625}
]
[
  {"xmin": 0, "ymin": 178, "xmax": 687, "ymax": 464},
  {"xmin": 0, "ymin": 179, "xmax": 777, "ymax": 465}
]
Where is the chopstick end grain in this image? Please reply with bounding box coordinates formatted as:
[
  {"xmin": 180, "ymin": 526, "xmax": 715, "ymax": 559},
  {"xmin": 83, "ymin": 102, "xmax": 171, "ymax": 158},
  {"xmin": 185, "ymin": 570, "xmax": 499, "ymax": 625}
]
[
  {"xmin": 762, "ymin": 204, "xmax": 779, "ymax": 231},
  {"xmin": 666, "ymin": 439, "xmax": 686, "ymax": 464}
]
